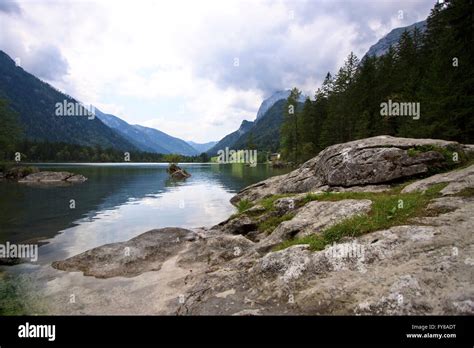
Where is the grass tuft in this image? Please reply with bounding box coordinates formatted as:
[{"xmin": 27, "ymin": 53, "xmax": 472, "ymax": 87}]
[
  {"xmin": 236, "ymin": 199, "xmax": 254, "ymax": 213},
  {"xmin": 258, "ymin": 213, "xmax": 295, "ymax": 234}
]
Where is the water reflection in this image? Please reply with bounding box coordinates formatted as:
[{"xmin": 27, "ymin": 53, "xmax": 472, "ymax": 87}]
[{"xmin": 0, "ymin": 163, "xmax": 290, "ymax": 262}]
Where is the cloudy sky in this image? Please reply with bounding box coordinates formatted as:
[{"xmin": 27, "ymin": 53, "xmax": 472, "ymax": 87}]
[{"xmin": 0, "ymin": 0, "xmax": 434, "ymax": 143}]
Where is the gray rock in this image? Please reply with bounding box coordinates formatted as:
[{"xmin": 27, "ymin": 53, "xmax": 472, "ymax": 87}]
[
  {"xmin": 232, "ymin": 136, "xmax": 465, "ymax": 204},
  {"xmin": 5, "ymin": 166, "xmax": 39, "ymax": 180},
  {"xmin": 260, "ymin": 199, "xmax": 372, "ymax": 249},
  {"xmin": 167, "ymin": 164, "xmax": 191, "ymax": 179},
  {"xmin": 402, "ymin": 164, "xmax": 474, "ymax": 195},
  {"xmin": 66, "ymin": 174, "xmax": 88, "ymax": 182},
  {"xmin": 52, "ymin": 227, "xmax": 196, "ymax": 278},
  {"xmin": 245, "ymin": 204, "xmax": 266, "ymax": 214},
  {"xmin": 273, "ymin": 196, "xmax": 304, "ymax": 214},
  {"xmin": 258, "ymin": 245, "xmax": 312, "ymax": 283},
  {"xmin": 219, "ymin": 215, "xmax": 257, "ymax": 235}
]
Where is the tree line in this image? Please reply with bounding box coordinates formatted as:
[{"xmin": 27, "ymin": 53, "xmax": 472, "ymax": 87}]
[
  {"xmin": 281, "ymin": 0, "xmax": 473, "ymax": 163},
  {"xmin": 0, "ymin": 95, "xmax": 210, "ymax": 163},
  {"xmin": 3, "ymin": 140, "xmax": 210, "ymax": 163}
]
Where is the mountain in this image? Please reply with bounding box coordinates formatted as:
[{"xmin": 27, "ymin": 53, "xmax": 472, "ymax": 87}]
[
  {"xmin": 255, "ymin": 90, "xmax": 290, "ymax": 121},
  {"xmin": 0, "ymin": 50, "xmax": 135, "ymax": 151},
  {"xmin": 94, "ymin": 110, "xmax": 169, "ymax": 154},
  {"xmin": 187, "ymin": 141, "xmax": 217, "ymax": 154},
  {"xmin": 95, "ymin": 110, "xmax": 198, "ymax": 155},
  {"xmin": 207, "ymin": 90, "xmax": 305, "ymax": 156},
  {"xmin": 363, "ymin": 20, "xmax": 427, "ymax": 59},
  {"xmin": 232, "ymin": 99, "xmax": 287, "ymax": 152},
  {"xmin": 132, "ymin": 125, "xmax": 198, "ymax": 156},
  {"xmin": 207, "ymin": 120, "xmax": 254, "ymax": 156}
]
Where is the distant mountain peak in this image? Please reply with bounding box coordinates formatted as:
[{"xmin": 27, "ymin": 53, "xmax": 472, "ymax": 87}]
[
  {"xmin": 363, "ymin": 20, "xmax": 427, "ymax": 59},
  {"xmin": 256, "ymin": 90, "xmax": 305, "ymax": 121},
  {"xmin": 186, "ymin": 140, "xmax": 217, "ymax": 153}
]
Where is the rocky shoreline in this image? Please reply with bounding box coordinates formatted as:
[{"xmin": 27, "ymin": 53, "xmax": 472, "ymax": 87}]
[{"xmin": 51, "ymin": 136, "xmax": 474, "ymax": 315}]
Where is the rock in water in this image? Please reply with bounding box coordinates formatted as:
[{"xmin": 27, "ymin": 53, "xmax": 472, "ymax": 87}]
[
  {"xmin": 18, "ymin": 171, "xmax": 87, "ymax": 184},
  {"xmin": 167, "ymin": 163, "xmax": 191, "ymax": 179},
  {"xmin": 4, "ymin": 166, "xmax": 39, "ymax": 180}
]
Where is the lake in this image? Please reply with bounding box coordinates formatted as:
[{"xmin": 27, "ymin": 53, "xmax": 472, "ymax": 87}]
[{"xmin": 0, "ymin": 163, "xmax": 290, "ymax": 264}]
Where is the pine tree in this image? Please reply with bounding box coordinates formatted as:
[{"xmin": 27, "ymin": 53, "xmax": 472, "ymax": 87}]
[
  {"xmin": 280, "ymin": 87, "xmax": 302, "ymax": 163},
  {"xmin": 299, "ymin": 97, "xmax": 316, "ymax": 161},
  {"xmin": 0, "ymin": 98, "xmax": 23, "ymax": 160}
]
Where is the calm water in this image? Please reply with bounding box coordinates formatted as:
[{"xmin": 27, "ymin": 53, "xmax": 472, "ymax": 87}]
[{"xmin": 0, "ymin": 163, "xmax": 289, "ymax": 263}]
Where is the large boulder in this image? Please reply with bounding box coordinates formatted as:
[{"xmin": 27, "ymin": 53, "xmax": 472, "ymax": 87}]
[
  {"xmin": 231, "ymin": 136, "xmax": 467, "ymax": 204},
  {"xmin": 52, "ymin": 227, "xmax": 197, "ymax": 278}
]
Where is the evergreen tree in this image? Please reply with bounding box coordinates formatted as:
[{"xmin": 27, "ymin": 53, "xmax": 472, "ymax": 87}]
[
  {"xmin": 0, "ymin": 98, "xmax": 23, "ymax": 160},
  {"xmin": 281, "ymin": 87, "xmax": 302, "ymax": 163}
]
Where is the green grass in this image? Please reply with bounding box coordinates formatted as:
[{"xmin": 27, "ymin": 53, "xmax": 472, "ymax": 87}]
[
  {"xmin": 406, "ymin": 145, "xmax": 468, "ymax": 170},
  {"xmin": 274, "ymin": 183, "xmax": 448, "ymax": 252},
  {"xmin": 236, "ymin": 199, "xmax": 254, "ymax": 213},
  {"xmin": 259, "ymin": 194, "xmax": 292, "ymax": 211},
  {"xmin": 234, "ymin": 194, "xmax": 292, "ymax": 216}
]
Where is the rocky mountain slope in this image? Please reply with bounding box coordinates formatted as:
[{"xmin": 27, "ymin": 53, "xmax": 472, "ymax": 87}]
[
  {"xmin": 363, "ymin": 20, "xmax": 426, "ymax": 59},
  {"xmin": 50, "ymin": 136, "xmax": 474, "ymax": 315},
  {"xmin": 255, "ymin": 90, "xmax": 305, "ymax": 121}
]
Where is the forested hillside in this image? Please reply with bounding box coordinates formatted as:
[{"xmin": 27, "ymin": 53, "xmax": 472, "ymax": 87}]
[
  {"xmin": 0, "ymin": 51, "xmax": 136, "ymax": 151},
  {"xmin": 281, "ymin": 0, "xmax": 473, "ymax": 163}
]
